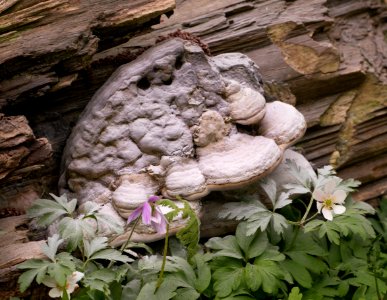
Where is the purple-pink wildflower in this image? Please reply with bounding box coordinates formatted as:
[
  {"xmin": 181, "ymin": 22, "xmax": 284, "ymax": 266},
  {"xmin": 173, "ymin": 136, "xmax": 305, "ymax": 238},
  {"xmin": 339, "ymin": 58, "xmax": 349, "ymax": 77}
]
[{"xmin": 127, "ymin": 196, "xmax": 168, "ymax": 234}]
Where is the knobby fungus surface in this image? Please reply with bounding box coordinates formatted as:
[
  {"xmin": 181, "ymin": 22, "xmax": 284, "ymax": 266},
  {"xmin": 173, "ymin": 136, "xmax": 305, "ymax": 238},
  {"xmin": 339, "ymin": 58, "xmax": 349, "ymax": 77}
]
[{"xmin": 60, "ymin": 38, "xmax": 306, "ymax": 241}]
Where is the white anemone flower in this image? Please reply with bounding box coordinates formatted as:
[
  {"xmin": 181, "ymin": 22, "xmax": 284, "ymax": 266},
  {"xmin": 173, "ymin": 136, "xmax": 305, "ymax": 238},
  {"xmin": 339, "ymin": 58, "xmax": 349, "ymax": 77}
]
[
  {"xmin": 312, "ymin": 179, "xmax": 347, "ymax": 221},
  {"xmin": 43, "ymin": 271, "xmax": 84, "ymax": 298}
]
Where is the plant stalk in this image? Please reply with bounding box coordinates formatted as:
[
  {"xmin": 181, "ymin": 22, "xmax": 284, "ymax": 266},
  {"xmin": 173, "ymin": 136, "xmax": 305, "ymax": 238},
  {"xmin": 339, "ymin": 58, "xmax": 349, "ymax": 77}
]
[
  {"xmin": 300, "ymin": 194, "xmax": 314, "ymax": 225},
  {"xmin": 156, "ymin": 223, "xmax": 170, "ymax": 289},
  {"xmin": 108, "ymin": 216, "xmax": 140, "ymax": 268}
]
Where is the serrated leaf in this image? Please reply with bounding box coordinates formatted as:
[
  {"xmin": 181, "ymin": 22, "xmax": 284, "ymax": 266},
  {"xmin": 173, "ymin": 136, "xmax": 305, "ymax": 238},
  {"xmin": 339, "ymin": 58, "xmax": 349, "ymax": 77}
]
[
  {"xmin": 18, "ymin": 269, "xmax": 41, "ymax": 292},
  {"xmin": 235, "ymin": 222, "xmax": 268, "ymax": 260},
  {"xmin": 90, "ymin": 249, "xmax": 133, "ymax": 263},
  {"xmin": 94, "ymin": 211, "xmax": 124, "ymax": 235},
  {"xmin": 288, "ymin": 287, "xmax": 303, "ymax": 300},
  {"xmin": 213, "ymin": 265, "xmax": 244, "ymax": 298},
  {"xmin": 42, "ymin": 234, "xmax": 63, "ymax": 262},
  {"xmin": 252, "ymin": 258, "xmax": 284, "ymax": 294},
  {"xmin": 173, "ymin": 287, "xmax": 200, "ymax": 300},
  {"xmin": 137, "ymin": 280, "xmax": 178, "ymax": 300},
  {"xmin": 192, "ymin": 254, "xmax": 211, "ymax": 293},
  {"xmin": 167, "ymin": 256, "xmax": 196, "ymax": 285},
  {"xmin": 219, "ymin": 201, "xmax": 267, "ymax": 221},
  {"xmin": 271, "ymin": 213, "xmax": 289, "ymax": 235},
  {"xmin": 259, "ymin": 178, "xmax": 277, "ymax": 205},
  {"xmin": 281, "ymin": 260, "xmax": 312, "ymax": 288},
  {"xmin": 245, "ymin": 211, "xmax": 272, "ymax": 235},
  {"xmin": 47, "ymin": 263, "xmax": 71, "ymax": 287},
  {"xmin": 205, "ymin": 236, "xmax": 244, "ymax": 260},
  {"xmin": 84, "ymin": 237, "xmax": 109, "ymax": 259},
  {"xmin": 244, "ymin": 263, "xmax": 262, "ymax": 291},
  {"xmin": 274, "ymin": 192, "xmax": 292, "ymax": 210},
  {"xmin": 58, "ymin": 217, "xmax": 88, "ymax": 252}
]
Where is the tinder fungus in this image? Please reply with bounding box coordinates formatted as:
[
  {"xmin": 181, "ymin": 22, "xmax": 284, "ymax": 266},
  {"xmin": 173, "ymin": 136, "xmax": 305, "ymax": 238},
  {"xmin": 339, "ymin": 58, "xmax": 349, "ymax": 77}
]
[{"xmin": 60, "ymin": 38, "xmax": 306, "ymax": 241}]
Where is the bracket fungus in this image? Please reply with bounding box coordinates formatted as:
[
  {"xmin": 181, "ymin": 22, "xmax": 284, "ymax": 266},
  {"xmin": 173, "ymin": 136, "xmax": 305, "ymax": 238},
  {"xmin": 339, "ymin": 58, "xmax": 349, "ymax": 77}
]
[{"xmin": 60, "ymin": 38, "xmax": 307, "ymax": 242}]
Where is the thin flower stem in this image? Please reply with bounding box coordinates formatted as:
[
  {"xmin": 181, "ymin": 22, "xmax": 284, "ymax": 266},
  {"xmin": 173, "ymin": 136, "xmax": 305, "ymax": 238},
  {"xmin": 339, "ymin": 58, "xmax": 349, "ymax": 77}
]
[
  {"xmin": 108, "ymin": 217, "xmax": 140, "ymax": 268},
  {"xmin": 156, "ymin": 223, "xmax": 170, "ymax": 290},
  {"xmin": 300, "ymin": 194, "xmax": 314, "ymax": 225},
  {"xmin": 304, "ymin": 212, "xmax": 319, "ymax": 223}
]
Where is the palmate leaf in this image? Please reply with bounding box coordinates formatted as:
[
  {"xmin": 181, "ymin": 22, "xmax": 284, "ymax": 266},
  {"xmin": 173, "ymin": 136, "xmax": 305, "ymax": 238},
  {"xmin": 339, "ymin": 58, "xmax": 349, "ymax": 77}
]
[
  {"xmin": 235, "ymin": 222, "xmax": 268, "ymax": 260},
  {"xmin": 285, "ymin": 159, "xmax": 316, "ymax": 191},
  {"xmin": 83, "ymin": 269, "xmax": 117, "ymax": 294},
  {"xmin": 83, "ymin": 237, "xmax": 109, "ymax": 259},
  {"xmin": 280, "ymin": 260, "xmax": 312, "ymax": 288},
  {"xmin": 41, "ymin": 234, "xmax": 64, "ymax": 262},
  {"xmin": 17, "ymin": 260, "xmax": 51, "ymax": 292},
  {"xmin": 288, "ymin": 287, "xmax": 303, "ymax": 300},
  {"xmin": 302, "ymin": 273, "xmax": 341, "ymax": 300},
  {"xmin": 213, "ymin": 263, "xmax": 245, "ymax": 298},
  {"xmin": 192, "ymin": 254, "xmax": 211, "ymax": 293},
  {"xmin": 27, "ymin": 194, "xmax": 77, "ymax": 226},
  {"xmin": 219, "ymin": 201, "xmax": 267, "ymax": 220},
  {"xmin": 205, "ymin": 236, "xmax": 244, "ymax": 260},
  {"xmin": 250, "ymin": 257, "xmax": 284, "ymax": 294},
  {"xmin": 58, "ymin": 217, "xmax": 94, "ymax": 252},
  {"xmin": 137, "ymin": 279, "xmax": 179, "ymax": 300}
]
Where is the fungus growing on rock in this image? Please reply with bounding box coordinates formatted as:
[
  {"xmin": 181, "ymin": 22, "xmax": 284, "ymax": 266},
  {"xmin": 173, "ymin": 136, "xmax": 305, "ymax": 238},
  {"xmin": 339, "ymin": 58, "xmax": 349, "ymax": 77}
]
[{"xmin": 60, "ymin": 38, "xmax": 307, "ymax": 242}]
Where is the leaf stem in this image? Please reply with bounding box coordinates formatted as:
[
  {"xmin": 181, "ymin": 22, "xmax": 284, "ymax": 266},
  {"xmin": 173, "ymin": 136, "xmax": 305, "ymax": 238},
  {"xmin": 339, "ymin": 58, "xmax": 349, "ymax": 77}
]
[
  {"xmin": 156, "ymin": 223, "xmax": 170, "ymax": 289},
  {"xmin": 300, "ymin": 194, "xmax": 314, "ymax": 226},
  {"xmin": 304, "ymin": 212, "xmax": 319, "ymax": 223},
  {"xmin": 108, "ymin": 216, "xmax": 140, "ymax": 268}
]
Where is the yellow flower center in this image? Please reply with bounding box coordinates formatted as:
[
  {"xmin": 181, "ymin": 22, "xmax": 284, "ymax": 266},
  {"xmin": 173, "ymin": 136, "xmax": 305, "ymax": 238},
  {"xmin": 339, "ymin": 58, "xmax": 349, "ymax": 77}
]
[{"xmin": 323, "ymin": 198, "xmax": 333, "ymax": 209}]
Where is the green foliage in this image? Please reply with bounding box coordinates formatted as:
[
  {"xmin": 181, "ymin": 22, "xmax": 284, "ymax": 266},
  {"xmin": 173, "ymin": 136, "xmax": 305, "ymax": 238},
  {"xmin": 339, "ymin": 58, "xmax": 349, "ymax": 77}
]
[
  {"xmin": 18, "ymin": 164, "xmax": 387, "ymax": 300},
  {"xmin": 17, "ymin": 234, "xmax": 75, "ymax": 292},
  {"xmin": 219, "ymin": 179, "xmax": 291, "ymax": 236},
  {"xmin": 205, "ymin": 222, "xmax": 286, "ymax": 298},
  {"xmin": 175, "ymin": 200, "xmax": 201, "ymax": 261},
  {"xmin": 304, "ymin": 197, "xmax": 375, "ymax": 245},
  {"xmin": 28, "ymin": 194, "xmax": 77, "ymax": 226}
]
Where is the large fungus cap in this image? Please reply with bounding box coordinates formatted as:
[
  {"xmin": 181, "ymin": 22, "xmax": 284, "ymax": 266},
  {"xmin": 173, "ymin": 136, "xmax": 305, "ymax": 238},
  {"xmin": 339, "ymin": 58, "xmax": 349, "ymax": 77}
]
[
  {"xmin": 258, "ymin": 101, "xmax": 306, "ymax": 147},
  {"xmin": 112, "ymin": 174, "xmax": 159, "ymax": 218},
  {"xmin": 225, "ymin": 80, "xmax": 266, "ymax": 125},
  {"xmin": 197, "ymin": 133, "xmax": 282, "ymax": 189},
  {"xmin": 163, "ymin": 158, "xmax": 208, "ymax": 200}
]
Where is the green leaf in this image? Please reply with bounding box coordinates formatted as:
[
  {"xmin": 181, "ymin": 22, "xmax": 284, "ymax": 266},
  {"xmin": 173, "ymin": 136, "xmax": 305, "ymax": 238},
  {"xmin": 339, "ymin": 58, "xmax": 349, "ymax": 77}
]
[
  {"xmin": 83, "ymin": 237, "xmax": 109, "ymax": 259},
  {"xmin": 18, "ymin": 269, "xmax": 43, "ymax": 292},
  {"xmin": 235, "ymin": 222, "xmax": 268, "ymax": 260},
  {"xmin": 288, "ymin": 287, "xmax": 303, "ymax": 300},
  {"xmin": 90, "ymin": 249, "xmax": 133, "ymax": 263},
  {"xmin": 137, "ymin": 280, "xmax": 178, "ymax": 300},
  {"xmin": 218, "ymin": 200, "xmax": 267, "ymax": 221},
  {"xmin": 59, "ymin": 217, "xmax": 91, "ymax": 252},
  {"xmin": 244, "ymin": 263, "xmax": 262, "ymax": 291},
  {"xmin": 27, "ymin": 194, "xmax": 76, "ymax": 226},
  {"xmin": 122, "ymin": 279, "xmax": 142, "ymax": 300},
  {"xmin": 47, "ymin": 263, "xmax": 72, "ymax": 287},
  {"xmin": 245, "ymin": 210, "xmax": 272, "ymax": 234},
  {"xmin": 172, "ymin": 287, "xmax": 200, "ymax": 300},
  {"xmin": 42, "ymin": 234, "xmax": 63, "ymax": 262},
  {"xmin": 259, "ymin": 178, "xmax": 278, "ymax": 206},
  {"xmin": 213, "ymin": 264, "xmax": 244, "ymax": 298},
  {"xmin": 274, "ymin": 192, "xmax": 292, "ymax": 210},
  {"xmin": 83, "ymin": 269, "xmax": 117, "ymax": 294},
  {"xmin": 205, "ymin": 236, "xmax": 244, "ymax": 260},
  {"xmin": 281, "ymin": 260, "xmax": 312, "ymax": 288},
  {"xmin": 192, "ymin": 254, "xmax": 211, "ymax": 293},
  {"xmin": 252, "ymin": 258, "xmax": 284, "ymax": 294},
  {"xmin": 271, "ymin": 213, "xmax": 289, "ymax": 235}
]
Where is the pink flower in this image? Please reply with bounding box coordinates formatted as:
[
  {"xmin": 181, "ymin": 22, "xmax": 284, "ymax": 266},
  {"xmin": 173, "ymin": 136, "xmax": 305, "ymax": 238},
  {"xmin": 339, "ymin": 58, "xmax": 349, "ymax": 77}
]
[
  {"xmin": 127, "ymin": 196, "xmax": 168, "ymax": 234},
  {"xmin": 312, "ymin": 179, "xmax": 347, "ymax": 221}
]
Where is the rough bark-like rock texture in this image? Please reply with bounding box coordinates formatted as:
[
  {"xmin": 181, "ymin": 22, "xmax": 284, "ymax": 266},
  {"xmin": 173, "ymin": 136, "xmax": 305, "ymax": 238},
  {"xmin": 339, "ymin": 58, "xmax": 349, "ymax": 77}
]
[
  {"xmin": 60, "ymin": 38, "xmax": 305, "ymax": 240},
  {"xmin": 1, "ymin": 0, "xmax": 385, "ymax": 209}
]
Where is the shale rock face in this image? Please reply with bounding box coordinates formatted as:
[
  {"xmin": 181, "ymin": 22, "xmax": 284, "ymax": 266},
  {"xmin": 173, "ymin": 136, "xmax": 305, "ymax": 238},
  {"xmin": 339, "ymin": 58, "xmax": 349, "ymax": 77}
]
[{"xmin": 60, "ymin": 38, "xmax": 306, "ymax": 241}]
